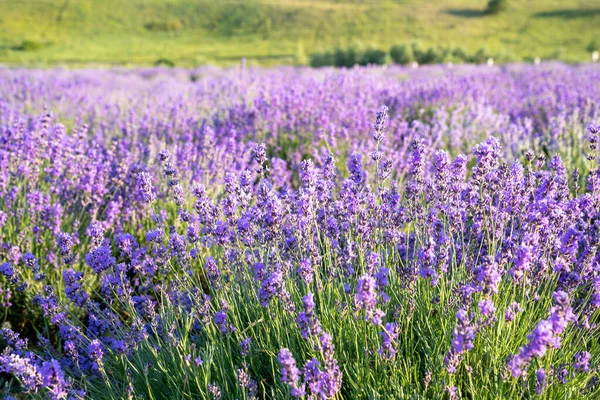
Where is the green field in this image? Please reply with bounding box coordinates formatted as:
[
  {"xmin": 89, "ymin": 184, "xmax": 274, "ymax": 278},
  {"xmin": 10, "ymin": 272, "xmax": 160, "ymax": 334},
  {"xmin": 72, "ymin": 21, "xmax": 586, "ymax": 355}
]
[{"xmin": 0, "ymin": 0, "xmax": 599, "ymax": 67}]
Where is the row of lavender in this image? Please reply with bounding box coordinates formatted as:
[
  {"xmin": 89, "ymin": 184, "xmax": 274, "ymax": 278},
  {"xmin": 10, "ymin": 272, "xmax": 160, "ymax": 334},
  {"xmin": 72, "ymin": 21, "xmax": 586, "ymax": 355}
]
[{"xmin": 0, "ymin": 63, "xmax": 600, "ymax": 399}]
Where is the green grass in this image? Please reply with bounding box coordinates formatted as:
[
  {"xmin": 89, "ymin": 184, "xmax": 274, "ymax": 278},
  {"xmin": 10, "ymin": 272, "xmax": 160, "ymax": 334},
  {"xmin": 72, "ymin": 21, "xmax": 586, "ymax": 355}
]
[{"xmin": 0, "ymin": 0, "xmax": 599, "ymax": 66}]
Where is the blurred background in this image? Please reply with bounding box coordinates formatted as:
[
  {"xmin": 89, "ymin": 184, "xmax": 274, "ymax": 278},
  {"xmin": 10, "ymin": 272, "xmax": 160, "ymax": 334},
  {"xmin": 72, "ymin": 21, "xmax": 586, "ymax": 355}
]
[{"xmin": 0, "ymin": 0, "xmax": 599, "ymax": 68}]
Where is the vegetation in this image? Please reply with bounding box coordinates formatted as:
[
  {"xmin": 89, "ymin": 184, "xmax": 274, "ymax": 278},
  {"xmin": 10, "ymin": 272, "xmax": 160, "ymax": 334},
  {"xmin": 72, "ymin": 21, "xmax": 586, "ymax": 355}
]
[
  {"xmin": 485, "ymin": 0, "xmax": 509, "ymax": 15},
  {"xmin": 311, "ymin": 43, "xmax": 504, "ymax": 67},
  {"xmin": 1, "ymin": 64, "xmax": 600, "ymax": 399},
  {"xmin": 0, "ymin": 0, "xmax": 598, "ymax": 67}
]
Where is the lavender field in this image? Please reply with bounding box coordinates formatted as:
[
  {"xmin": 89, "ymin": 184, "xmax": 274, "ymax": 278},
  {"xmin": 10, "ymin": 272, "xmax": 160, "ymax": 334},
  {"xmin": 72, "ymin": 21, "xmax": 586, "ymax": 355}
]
[{"xmin": 1, "ymin": 63, "xmax": 600, "ymax": 399}]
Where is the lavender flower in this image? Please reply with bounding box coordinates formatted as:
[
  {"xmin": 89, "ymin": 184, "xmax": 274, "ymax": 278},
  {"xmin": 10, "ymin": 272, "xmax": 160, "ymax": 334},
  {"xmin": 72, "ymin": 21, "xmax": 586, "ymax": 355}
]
[
  {"xmin": 208, "ymin": 383, "xmax": 222, "ymax": 400},
  {"xmin": 378, "ymin": 322, "xmax": 399, "ymax": 360},
  {"xmin": 505, "ymin": 302, "xmax": 523, "ymax": 323},
  {"xmin": 315, "ymin": 332, "xmax": 343, "ymax": 398},
  {"xmin": 137, "ymin": 172, "xmax": 156, "ymax": 203},
  {"xmin": 372, "ymin": 105, "xmax": 388, "ymax": 143},
  {"xmin": 204, "ymin": 256, "xmax": 221, "ymax": 285},
  {"xmin": 478, "ymin": 299, "xmax": 495, "ymax": 317},
  {"xmin": 297, "ymin": 292, "xmax": 322, "ymax": 339},
  {"xmin": 63, "ymin": 269, "xmax": 89, "ymax": 307},
  {"xmin": 84, "ymin": 244, "xmax": 116, "ymax": 274},
  {"xmin": 0, "ymin": 328, "xmax": 28, "ymax": 350},
  {"xmin": 278, "ymin": 348, "xmax": 305, "ymax": 398},
  {"xmin": 507, "ymin": 291, "xmax": 576, "ymax": 378},
  {"xmin": 355, "ymin": 275, "xmax": 385, "ymax": 325},
  {"xmin": 87, "ymin": 340, "xmax": 104, "ymax": 372},
  {"xmin": 536, "ymin": 368, "xmax": 545, "ymax": 394},
  {"xmin": 0, "ymin": 353, "xmax": 43, "ymax": 392},
  {"xmin": 474, "ymin": 256, "xmax": 501, "ymax": 294},
  {"xmin": 573, "ymin": 351, "xmax": 591, "ymax": 373},
  {"xmin": 40, "ymin": 359, "xmax": 70, "ymax": 400},
  {"xmin": 0, "ymin": 262, "xmax": 20, "ymax": 285},
  {"xmin": 298, "ymin": 258, "xmax": 314, "ymax": 284},
  {"xmin": 445, "ymin": 308, "xmax": 475, "ymax": 374},
  {"xmin": 214, "ymin": 310, "xmax": 235, "ymax": 334},
  {"xmin": 259, "ymin": 270, "xmax": 292, "ymax": 310},
  {"xmin": 240, "ymin": 337, "xmax": 251, "ymax": 357}
]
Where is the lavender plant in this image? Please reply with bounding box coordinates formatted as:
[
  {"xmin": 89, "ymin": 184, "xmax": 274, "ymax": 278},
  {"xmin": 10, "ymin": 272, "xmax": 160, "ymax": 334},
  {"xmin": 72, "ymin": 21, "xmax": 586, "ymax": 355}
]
[{"xmin": 1, "ymin": 64, "xmax": 600, "ymax": 399}]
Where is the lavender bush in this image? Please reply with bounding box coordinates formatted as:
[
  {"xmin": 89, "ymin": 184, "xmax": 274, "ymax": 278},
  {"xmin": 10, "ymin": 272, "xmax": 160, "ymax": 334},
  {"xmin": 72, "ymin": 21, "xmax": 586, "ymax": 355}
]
[{"xmin": 1, "ymin": 63, "xmax": 600, "ymax": 399}]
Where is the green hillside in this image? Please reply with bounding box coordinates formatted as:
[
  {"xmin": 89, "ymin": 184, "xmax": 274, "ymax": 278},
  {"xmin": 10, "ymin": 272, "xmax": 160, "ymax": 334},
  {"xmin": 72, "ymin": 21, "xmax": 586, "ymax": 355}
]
[{"xmin": 0, "ymin": 0, "xmax": 599, "ymax": 67}]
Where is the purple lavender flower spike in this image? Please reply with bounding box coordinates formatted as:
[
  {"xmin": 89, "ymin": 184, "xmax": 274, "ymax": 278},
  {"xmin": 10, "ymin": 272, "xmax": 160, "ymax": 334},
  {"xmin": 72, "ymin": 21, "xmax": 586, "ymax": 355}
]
[{"xmin": 278, "ymin": 348, "xmax": 305, "ymax": 398}]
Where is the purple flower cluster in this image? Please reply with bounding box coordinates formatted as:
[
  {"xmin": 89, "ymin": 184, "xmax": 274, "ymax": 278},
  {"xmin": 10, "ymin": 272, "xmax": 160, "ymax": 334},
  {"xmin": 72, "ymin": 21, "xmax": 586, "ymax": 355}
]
[
  {"xmin": 378, "ymin": 322, "xmax": 399, "ymax": 360},
  {"xmin": 355, "ymin": 275, "xmax": 385, "ymax": 325},
  {"xmin": 279, "ymin": 332, "xmax": 343, "ymax": 399},
  {"xmin": 574, "ymin": 351, "xmax": 592, "ymax": 373},
  {"xmin": 84, "ymin": 244, "xmax": 116, "ymax": 274},
  {"xmin": 0, "ymin": 352, "xmax": 73, "ymax": 399},
  {"xmin": 137, "ymin": 172, "xmax": 156, "ymax": 204},
  {"xmin": 214, "ymin": 310, "xmax": 235, "ymax": 335},
  {"xmin": 278, "ymin": 348, "xmax": 305, "ymax": 398},
  {"xmin": 445, "ymin": 308, "xmax": 476, "ymax": 374},
  {"xmin": 63, "ymin": 269, "xmax": 89, "ymax": 307},
  {"xmin": 507, "ymin": 291, "xmax": 577, "ymax": 378},
  {"xmin": 297, "ymin": 292, "xmax": 322, "ymax": 339},
  {"xmin": 258, "ymin": 269, "xmax": 293, "ymax": 311}
]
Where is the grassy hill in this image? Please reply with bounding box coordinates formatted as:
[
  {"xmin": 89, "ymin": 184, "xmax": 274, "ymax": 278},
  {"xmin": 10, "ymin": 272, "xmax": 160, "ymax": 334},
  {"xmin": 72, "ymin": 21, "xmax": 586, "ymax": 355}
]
[{"xmin": 0, "ymin": 0, "xmax": 599, "ymax": 67}]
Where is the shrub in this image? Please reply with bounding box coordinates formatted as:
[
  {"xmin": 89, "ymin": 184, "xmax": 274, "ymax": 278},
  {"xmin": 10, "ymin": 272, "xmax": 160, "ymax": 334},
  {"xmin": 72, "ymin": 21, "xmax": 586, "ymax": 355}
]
[
  {"xmin": 144, "ymin": 18, "xmax": 184, "ymax": 33},
  {"xmin": 485, "ymin": 0, "xmax": 508, "ymax": 15},
  {"xmin": 334, "ymin": 46, "xmax": 360, "ymax": 68},
  {"xmin": 13, "ymin": 40, "xmax": 45, "ymax": 52},
  {"xmin": 390, "ymin": 44, "xmax": 414, "ymax": 65},
  {"xmin": 309, "ymin": 51, "xmax": 335, "ymax": 67},
  {"xmin": 154, "ymin": 58, "xmax": 175, "ymax": 67},
  {"xmin": 358, "ymin": 48, "xmax": 387, "ymax": 66},
  {"xmin": 412, "ymin": 44, "xmax": 443, "ymax": 64},
  {"xmin": 451, "ymin": 46, "xmax": 468, "ymax": 63},
  {"xmin": 467, "ymin": 47, "xmax": 491, "ymax": 64}
]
